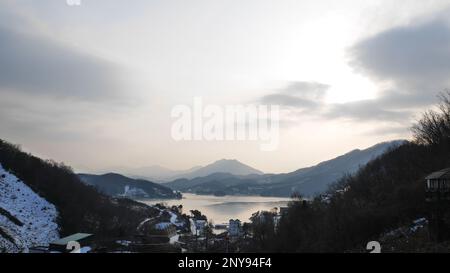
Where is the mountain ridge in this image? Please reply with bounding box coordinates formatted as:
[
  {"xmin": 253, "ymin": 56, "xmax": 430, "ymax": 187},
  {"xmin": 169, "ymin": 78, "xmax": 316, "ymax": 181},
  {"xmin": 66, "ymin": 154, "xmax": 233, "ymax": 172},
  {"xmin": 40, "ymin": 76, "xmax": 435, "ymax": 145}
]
[
  {"xmin": 78, "ymin": 173, "xmax": 181, "ymax": 199},
  {"xmin": 117, "ymin": 159, "xmax": 264, "ymax": 182},
  {"xmin": 164, "ymin": 140, "xmax": 406, "ymax": 197}
]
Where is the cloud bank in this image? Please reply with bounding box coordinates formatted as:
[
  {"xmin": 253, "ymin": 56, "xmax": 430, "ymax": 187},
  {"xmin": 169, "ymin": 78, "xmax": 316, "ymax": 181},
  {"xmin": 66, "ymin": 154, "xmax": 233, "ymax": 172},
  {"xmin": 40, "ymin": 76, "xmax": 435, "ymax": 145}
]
[
  {"xmin": 0, "ymin": 25, "xmax": 125, "ymax": 100},
  {"xmin": 261, "ymin": 18, "xmax": 450, "ymax": 134}
]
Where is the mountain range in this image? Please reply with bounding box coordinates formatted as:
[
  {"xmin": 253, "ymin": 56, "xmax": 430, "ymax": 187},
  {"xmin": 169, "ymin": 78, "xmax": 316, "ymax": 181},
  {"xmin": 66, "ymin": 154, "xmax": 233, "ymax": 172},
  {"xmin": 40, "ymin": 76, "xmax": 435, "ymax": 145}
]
[
  {"xmin": 117, "ymin": 159, "xmax": 263, "ymax": 182},
  {"xmin": 119, "ymin": 165, "xmax": 203, "ymax": 182},
  {"xmin": 164, "ymin": 140, "xmax": 406, "ymax": 197}
]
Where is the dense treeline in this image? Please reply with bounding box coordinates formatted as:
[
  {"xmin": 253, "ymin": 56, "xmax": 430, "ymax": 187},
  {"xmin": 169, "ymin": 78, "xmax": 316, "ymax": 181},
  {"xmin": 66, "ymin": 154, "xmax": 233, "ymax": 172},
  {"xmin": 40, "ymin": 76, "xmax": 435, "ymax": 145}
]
[
  {"xmin": 248, "ymin": 92, "xmax": 450, "ymax": 252},
  {"xmin": 0, "ymin": 140, "xmax": 158, "ymax": 239}
]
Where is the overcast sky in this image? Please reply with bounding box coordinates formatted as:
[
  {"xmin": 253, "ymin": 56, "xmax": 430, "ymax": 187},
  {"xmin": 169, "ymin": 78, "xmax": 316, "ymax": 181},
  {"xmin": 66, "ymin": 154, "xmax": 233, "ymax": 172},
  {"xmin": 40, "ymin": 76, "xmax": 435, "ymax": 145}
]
[{"xmin": 1, "ymin": 0, "xmax": 450, "ymax": 173}]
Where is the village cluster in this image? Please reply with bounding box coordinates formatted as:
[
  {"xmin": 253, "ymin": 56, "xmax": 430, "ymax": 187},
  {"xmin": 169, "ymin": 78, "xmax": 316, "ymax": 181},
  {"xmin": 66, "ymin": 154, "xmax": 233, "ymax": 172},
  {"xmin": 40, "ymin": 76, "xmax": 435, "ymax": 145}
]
[{"xmin": 29, "ymin": 203, "xmax": 289, "ymax": 253}]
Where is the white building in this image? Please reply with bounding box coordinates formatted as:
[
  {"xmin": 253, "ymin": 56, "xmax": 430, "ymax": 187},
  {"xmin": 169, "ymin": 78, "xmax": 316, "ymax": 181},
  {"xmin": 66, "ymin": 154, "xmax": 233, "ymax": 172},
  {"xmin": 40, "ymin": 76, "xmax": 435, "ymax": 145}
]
[
  {"xmin": 191, "ymin": 219, "xmax": 207, "ymax": 236},
  {"xmin": 228, "ymin": 219, "xmax": 242, "ymax": 237}
]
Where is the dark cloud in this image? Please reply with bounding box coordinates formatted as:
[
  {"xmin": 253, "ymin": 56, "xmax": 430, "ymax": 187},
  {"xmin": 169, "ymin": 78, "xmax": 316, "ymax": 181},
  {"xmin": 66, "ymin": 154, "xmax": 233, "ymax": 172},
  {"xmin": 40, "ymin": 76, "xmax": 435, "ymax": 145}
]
[
  {"xmin": 322, "ymin": 19, "xmax": 450, "ymax": 124},
  {"xmin": 0, "ymin": 91, "xmax": 111, "ymax": 142},
  {"xmin": 0, "ymin": 3, "xmax": 133, "ymax": 144},
  {"xmin": 261, "ymin": 94, "xmax": 320, "ymax": 108},
  {"xmin": 364, "ymin": 126, "xmax": 412, "ymax": 137},
  {"xmin": 260, "ymin": 81, "xmax": 329, "ymax": 110},
  {"xmin": 325, "ymin": 100, "xmax": 412, "ymax": 122},
  {"xmin": 262, "ymin": 19, "xmax": 450, "ymax": 128},
  {"xmin": 350, "ymin": 19, "xmax": 450, "ymax": 107},
  {"xmin": 351, "ymin": 20, "xmax": 450, "ymax": 88},
  {"xmin": 0, "ymin": 25, "xmax": 124, "ymax": 101},
  {"xmin": 256, "ymin": 17, "xmax": 450, "ymax": 132},
  {"xmin": 282, "ymin": 82, "xmax": 329, "ymax": 98}
]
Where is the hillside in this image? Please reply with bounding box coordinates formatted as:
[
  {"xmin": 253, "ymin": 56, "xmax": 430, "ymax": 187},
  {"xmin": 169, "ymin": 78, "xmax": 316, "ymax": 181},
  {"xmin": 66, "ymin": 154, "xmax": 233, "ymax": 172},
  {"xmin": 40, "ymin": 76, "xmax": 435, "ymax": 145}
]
[
  {"xmin": 245, "ymin": 93, "xmax": 450, "ymax": 252},
  {"xmin": 0, "ymin": 164, "xmax": 59, "ymax": 252},
  {"xmin": 253, "ymin": 141, "xmax": 450, "ymax": 252},
  {"xmin": 0, "ymin": 139, "xmax": 159, "ymax": 242},
  {"xmin": 121, "ymin": 165, "xmax": 202, "ymax": 182},
  {"xmin": 165, "ymin": 141, "xmax": 404, "ymax": 197},
  {"xmin": 78, "ymin": 173, "xmax": 181, "ymax": 199},
  {"xmin": 164, "ymin": 173, "xmax": 260, "ymax": 196},
  {"xmin": 256, "ymin": 140, "xmax": 406, "ymax": 196}
]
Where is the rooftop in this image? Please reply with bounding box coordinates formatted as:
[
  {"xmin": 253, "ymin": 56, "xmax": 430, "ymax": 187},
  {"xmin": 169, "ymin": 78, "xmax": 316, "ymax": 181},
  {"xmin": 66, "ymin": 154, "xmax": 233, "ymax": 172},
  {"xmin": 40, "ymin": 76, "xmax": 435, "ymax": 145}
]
[
  {"xmin": 426, "ymin": 168, "xmax": 450, "ymax": 180},
  {"xmin": 50, "ymin": 233, "xmax": 93, "ymax": 246}
]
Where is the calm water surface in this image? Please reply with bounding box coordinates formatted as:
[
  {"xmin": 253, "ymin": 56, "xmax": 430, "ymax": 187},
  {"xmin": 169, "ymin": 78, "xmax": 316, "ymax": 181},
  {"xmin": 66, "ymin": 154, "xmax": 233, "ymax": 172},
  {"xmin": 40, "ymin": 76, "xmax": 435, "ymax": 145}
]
[{"xmin": 140, "ymin": 193, "xmax": 291, "ymax": 225}]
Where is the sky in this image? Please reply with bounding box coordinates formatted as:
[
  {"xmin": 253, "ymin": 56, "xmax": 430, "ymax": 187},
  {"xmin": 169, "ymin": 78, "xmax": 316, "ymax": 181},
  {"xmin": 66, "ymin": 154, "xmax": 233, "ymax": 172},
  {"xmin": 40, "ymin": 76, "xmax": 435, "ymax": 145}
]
[{"xmin": 1, "ymin": 0, "xmax": 450, "ymax": 174}]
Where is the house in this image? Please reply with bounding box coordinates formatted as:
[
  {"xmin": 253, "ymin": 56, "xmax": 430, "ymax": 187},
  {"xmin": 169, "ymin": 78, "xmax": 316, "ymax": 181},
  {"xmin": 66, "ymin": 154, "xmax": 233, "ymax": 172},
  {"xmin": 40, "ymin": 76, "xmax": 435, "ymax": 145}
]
[
  {"xmin": 279, "ymin": 207, "xmax": 289, "ymax": 215},
  {"xmin": 228, "ymin": 219, "xmax": 242, "ymax": 237},
  {"xmin": 425, "ymin": 168, "xmax": 450, "ymax": 242},
  {"xmin": 49, "ymin": 233, "xmax": 94, "ymax": 253},
  {"xmin": 194, "ymin": 220, "xmax": 208, "ymax": 236},
  {"xmin": 425, "ymin": 168, "xmax": 450, "ymax": 201}
]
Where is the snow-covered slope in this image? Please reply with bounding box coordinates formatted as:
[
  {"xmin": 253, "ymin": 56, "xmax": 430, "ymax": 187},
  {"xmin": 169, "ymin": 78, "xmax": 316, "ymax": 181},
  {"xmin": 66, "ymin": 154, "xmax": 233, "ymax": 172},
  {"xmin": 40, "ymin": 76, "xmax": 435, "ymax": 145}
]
[{"xmin": 0, "ymin": 164, "xmax": 59, "ymax": 253}]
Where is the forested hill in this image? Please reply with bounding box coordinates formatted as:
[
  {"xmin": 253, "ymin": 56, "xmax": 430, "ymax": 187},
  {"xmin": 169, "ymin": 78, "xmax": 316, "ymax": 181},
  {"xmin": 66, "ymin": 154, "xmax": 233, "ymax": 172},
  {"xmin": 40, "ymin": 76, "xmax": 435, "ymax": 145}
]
[
  {"xmin": 0, "ymin": 139, "xmax": 159, "ymax": 239},
  {"xmin": 165, "ymin": 140, "xmax": 403, "ymax": 197},
  {"xmin": 247, "ymin": 93, "xmax": 450, "ymax": 252},
  {"xmin": 78, "ymin": 173, "xmax": 181, "ymax": 199}
]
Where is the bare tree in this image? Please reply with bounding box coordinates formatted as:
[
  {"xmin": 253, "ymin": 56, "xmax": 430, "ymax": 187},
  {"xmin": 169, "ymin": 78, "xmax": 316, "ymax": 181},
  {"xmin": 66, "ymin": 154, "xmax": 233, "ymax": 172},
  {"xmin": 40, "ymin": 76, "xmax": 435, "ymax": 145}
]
[{"xmin": 412, "ymin": 91, "xmax": 450, "ymax": 145}]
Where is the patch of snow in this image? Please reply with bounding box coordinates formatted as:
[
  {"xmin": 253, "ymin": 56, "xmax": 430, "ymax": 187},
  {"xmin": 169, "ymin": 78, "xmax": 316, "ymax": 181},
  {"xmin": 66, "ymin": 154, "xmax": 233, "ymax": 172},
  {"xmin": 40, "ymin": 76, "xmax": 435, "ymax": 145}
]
[
  {"xmin": 116, "ymin": 240, "xmax": 132, "ymax": 247},
  {"xmin": 137, "ymin": 218, "xmax": 153, "ymax": 231},
  {"xmin": 74, "ymin": 246, "xmax": 91, "ymax": 254},
  {"xmin": 0, "ymin": 164, "xmax": 59, "ymax": 253},
  {"xmin": 121, "ymin": 186, "xmax": 148, "ymax": 198},
  {"xmin": 137, "ymin": 208, "xmax": 164, "ymax": 231},
  {"xmin": 155, "ymin": 222, "xmax": 172, "ymax": 230},
  {"xmin": 410, "ymin": 218, "xmax": 428, "ymax": 233},
  {"xmin": 413, "ymin": 218, "xmax": 427, "ymax": 225},
  {"xmin": 169, "ymin": 234, "xmax": 180, "ymax": 245},
  {"xmin": 168, "ymin": 210, "xmax": 184, "ymax": 227},
  {"xmin": 382, "ymin": 217, "xmax": 429, "ymax": 240}
]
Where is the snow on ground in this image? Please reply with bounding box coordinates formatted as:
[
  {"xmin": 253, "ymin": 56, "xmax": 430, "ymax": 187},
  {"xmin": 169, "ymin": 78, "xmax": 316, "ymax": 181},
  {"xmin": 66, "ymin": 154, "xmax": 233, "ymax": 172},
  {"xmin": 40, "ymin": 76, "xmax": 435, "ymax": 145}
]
[
  {"xmin": 169, "ymin": 234, "xmax": 180, "ymax": 245},
  {"xmin": 383, "ymin": 217, "xmax": 428, "ymax": 239},
  {"xmin": 116, "ymin": 240, "xmax": 132, "ymax": 247},
  {"xmin": 137, "ymin": 208, "xmax": 163, "ymax": 231},
  {"xmin": 121, "ymin": 185, "xmax": 148, "ymax": 198},
  {"xmin": 74, "ymin": 246, "xmax": 92, "ymax": 254},
  {"xmin": 168, "ymin": 210, "xmax": 184, "ymax": 227},
  {"xmin": 410, "ymin": 218, "xmax": 428, "ymax": 233},
  {"xmin": 155, "ymin": 222, "xmax": 173, "ymax": 230},
  {"xmin": 0, "ymin": 164, "xmax": 59, "ymax": 253}
]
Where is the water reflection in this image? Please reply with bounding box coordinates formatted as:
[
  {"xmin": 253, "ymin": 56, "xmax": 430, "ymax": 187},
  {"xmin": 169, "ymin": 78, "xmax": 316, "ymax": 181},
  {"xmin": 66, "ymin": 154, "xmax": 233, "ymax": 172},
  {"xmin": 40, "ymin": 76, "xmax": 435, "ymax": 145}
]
[{"xmin": 140, "ymin": 193, "xmax": 291, "ymax": 224}]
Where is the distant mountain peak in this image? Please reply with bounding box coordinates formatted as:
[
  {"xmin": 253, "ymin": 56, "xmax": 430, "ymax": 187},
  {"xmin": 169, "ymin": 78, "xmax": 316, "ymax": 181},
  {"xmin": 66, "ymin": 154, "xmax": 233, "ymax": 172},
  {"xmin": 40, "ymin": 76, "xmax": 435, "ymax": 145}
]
[
  {"xmin": 215, "ymin": 158, "xmax": 239, "ymax": 163},
  {"xmin": 215, "ymin": 159, "xmax": 238, "ymax": 163},
  {"xmin": 165, "ymin": 140, "xmax": 408, "ymax": 197},
  {"xmin": 167, "ymin": 158, "xmax": 263, "ymax": 180},
  {"xmin": 204, "ymin": 159, "xmax": 263, "ymax": 172}
]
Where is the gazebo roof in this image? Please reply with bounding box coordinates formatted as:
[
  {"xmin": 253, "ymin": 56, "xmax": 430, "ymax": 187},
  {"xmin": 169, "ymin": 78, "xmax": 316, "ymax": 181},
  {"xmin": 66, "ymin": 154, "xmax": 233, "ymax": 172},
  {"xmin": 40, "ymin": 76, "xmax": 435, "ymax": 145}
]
[{"xmin": 426, "ymin": 168, "xmax": 450, "ymax": 180}]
